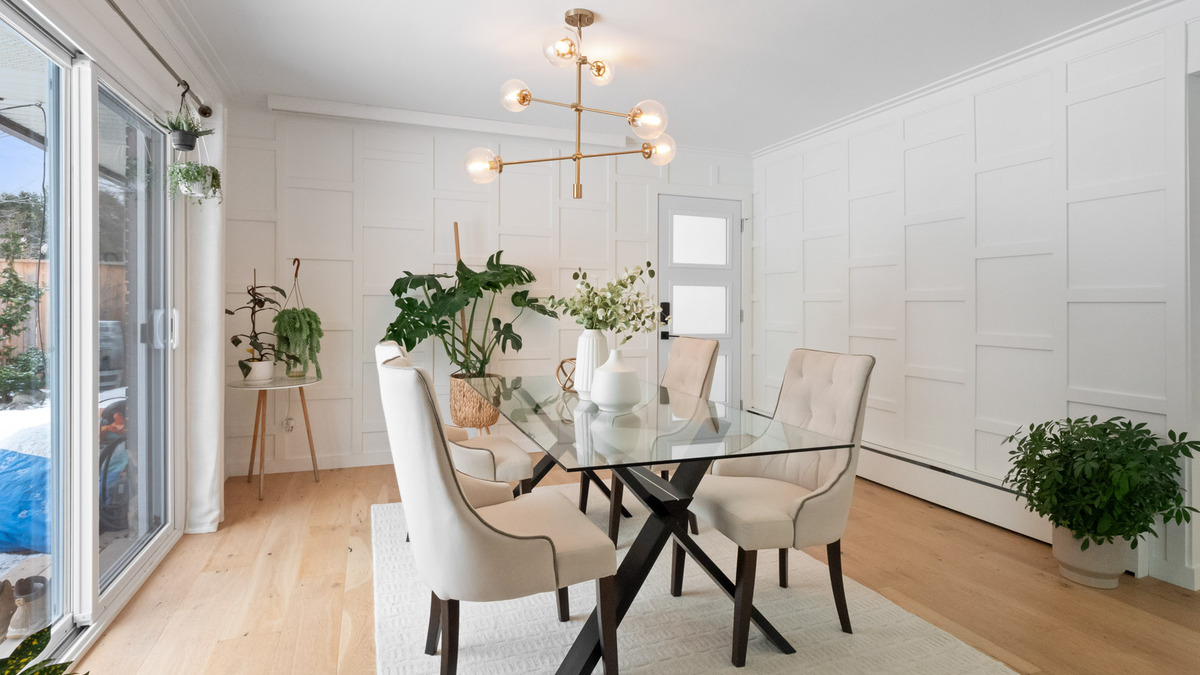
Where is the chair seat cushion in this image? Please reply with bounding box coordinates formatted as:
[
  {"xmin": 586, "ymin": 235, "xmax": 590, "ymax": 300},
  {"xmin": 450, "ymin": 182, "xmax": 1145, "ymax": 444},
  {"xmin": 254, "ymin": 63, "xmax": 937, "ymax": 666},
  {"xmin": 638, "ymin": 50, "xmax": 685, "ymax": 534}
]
[
  {"xmin": 690, "ymin": 475, "xmax": 813, "ymax": 551},
  {"xmin": 479, "ymin": 490, "xmax": 617, "ymax": 588},
  {"xmin": 453, "ymin": 436, "xmax": 533, "ymax": 482}
]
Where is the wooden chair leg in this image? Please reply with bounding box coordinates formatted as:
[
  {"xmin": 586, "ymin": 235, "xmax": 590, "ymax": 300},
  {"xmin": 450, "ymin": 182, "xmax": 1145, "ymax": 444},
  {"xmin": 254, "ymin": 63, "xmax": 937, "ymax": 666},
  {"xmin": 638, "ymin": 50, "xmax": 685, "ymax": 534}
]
[
  {"xmin": 597, "ymin": 575, "xmax": 619, "ymax": 674},
  {"xmin": 660, "ymin": 469, "xmax": 669, "ymax": 480},
  {"xmin": 519, "ymin": 478, "xmax": 533, "ymax": 495},
  {"xmin": 731, "ymin": 548, "xmax": 758, "ymax": 668},
  {"xmin": 440, "ymin": 598, "xmax": 459, "ymax": 675},
  {"xmin": 828, "ymin": 539, "xmax": 852, "ymax": 634},
  {"xmin": 779, "ymin": 548, "xmax": 788, "ymax": 588},
  {"xmin": 557, "ymin": 586, "xmax": 570, "ymax": 622},
  {"xmin": 670, "ymin": 541, "xmax": 685, "ymax": 597},
  {"xmin": 578, "ymin": 474, "xmax": 591, "ymax": 512},
  {"xmin": 607, "ymin": 477, "xmax": 624, "ymax": 543},
  {"xmin": 688, "ymin": 511, "xmax": 699, "ymax": 535},
  {"xmin": 424, "ymin": 592, "xmax": 440, "ymax": 655}
]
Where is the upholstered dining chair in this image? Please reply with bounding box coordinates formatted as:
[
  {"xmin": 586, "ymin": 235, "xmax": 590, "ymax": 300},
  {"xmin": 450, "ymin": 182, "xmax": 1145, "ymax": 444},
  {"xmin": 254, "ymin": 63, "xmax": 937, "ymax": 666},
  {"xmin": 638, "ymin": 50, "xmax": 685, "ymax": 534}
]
[
  {"xmin": 580, "ymin": 336, "xmax": 719, "ymax": 542},
  {"xmin": 672, "ymin": 348, "xmax": 874, "ymax": 667},
  {"xmin": 377, "ymin": 356, "xmax": 620, "ymax": 674},
  {"xmin": 375, "ymin": 341, "xmax": 535, "ymax": 492}
]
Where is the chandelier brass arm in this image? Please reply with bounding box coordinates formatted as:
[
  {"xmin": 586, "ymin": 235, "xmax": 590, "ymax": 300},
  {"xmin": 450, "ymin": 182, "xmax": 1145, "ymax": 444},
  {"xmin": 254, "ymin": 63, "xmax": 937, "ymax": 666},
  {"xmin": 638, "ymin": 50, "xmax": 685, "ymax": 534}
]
[{"xmin": 466, "ymin": 8, "xmax": 675, "ymax": 199}]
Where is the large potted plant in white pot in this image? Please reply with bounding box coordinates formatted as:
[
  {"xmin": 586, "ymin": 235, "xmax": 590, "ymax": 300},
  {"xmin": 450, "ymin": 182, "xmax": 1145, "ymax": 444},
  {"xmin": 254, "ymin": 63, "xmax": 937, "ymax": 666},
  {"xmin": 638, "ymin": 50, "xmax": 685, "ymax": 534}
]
[
  {"xmin": 549, "ymin": 263, "xmax": 664, "ymax": 413},
  {"xmin": 383, "ymin": 251, "xmax": 555, "ymax": 428},
  {"xmin": 1003, "ymin": 415, "xmax": 1197, "ymax": 588}
]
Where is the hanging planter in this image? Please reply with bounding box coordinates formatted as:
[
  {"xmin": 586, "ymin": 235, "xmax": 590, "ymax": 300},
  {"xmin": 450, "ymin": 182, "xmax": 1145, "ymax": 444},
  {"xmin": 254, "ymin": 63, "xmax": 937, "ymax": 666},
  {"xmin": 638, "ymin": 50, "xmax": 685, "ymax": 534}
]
[
  {"xmin": 155, "ymin": 108, "xmax": 215, "ymax": 152},
  {"xmin": 168, "ymin": 161, "xmax": 222, "ymax": 204},
  {"xmin": 274, "ymin": 259, "xmax": 324, "ymax": 379}
]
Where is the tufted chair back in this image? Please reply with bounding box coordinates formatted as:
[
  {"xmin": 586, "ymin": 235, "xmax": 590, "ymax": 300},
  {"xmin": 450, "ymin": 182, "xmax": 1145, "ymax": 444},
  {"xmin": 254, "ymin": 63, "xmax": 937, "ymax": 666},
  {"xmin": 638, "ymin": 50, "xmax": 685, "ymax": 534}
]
[
  {"xmin": 376, "ymin": 357, "xmax": 557, "ymax": 601},
  {"xmin": 660, "ymin": 337, "xmax": 720, "ymax": 399},
  {"xmin": 375, "ymin": 340, "xmax": 406, "ymax": 366}
]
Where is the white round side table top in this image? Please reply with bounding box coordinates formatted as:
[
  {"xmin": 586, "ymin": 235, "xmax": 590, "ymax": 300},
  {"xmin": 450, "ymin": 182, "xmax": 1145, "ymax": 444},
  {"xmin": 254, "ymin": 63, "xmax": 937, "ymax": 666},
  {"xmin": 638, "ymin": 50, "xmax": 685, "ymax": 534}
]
[{"xmin": 227, "ymin": 374, "xmax": 322, "ymax": 391}]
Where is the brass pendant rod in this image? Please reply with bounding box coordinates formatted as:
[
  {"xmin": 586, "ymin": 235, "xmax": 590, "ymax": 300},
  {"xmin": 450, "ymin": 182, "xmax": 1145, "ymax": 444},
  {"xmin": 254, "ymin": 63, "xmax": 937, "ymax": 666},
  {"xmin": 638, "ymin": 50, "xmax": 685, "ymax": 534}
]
[
  {"xmin": 576, "ymin": 147, "xmax": 652, "ymax": 160},
  {"xmin": 528, "ymin": 97, "xmax": 575, "ymax": 110},
  {"xmin": 528, "ymin": 97, "xmax": 631, "ymax": 120},
  {"xmin": 576, "ymin": 104, "xmax": 631, "ymax": 119},
  {"xmin": 574, "ymin": 52, "xmax": 584, "ymax": 199},
  {"xmin": 501, "ymin": 154, "xmax": 578, "ymax": 167}
]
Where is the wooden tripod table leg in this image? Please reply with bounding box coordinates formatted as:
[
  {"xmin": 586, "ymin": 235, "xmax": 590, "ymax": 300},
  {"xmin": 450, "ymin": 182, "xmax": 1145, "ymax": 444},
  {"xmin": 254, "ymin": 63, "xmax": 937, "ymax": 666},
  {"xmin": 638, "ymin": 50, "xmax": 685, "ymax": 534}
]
[
  {"xmin": 257, "ymin": 390, "xmax": 267, "ymax": 500},
  {"xmin": 298, "ymin": 386, "xmax": 320, "ymax": 482},
  {"xmin": 247, "ymin": 389, "xmax": 264, "ymax": 483}
]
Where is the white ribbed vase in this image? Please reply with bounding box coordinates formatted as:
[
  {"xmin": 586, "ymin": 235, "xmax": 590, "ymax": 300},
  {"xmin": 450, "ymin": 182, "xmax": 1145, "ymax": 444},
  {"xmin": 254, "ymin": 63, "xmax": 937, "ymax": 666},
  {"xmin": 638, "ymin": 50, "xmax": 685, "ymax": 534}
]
[
  {"xmin": 574, "ymin": 329, "xmax": 608, "ymax": 400},
  {"xmin": 590, "ymin": 348, "xmax": 640, "ymax": 414}
]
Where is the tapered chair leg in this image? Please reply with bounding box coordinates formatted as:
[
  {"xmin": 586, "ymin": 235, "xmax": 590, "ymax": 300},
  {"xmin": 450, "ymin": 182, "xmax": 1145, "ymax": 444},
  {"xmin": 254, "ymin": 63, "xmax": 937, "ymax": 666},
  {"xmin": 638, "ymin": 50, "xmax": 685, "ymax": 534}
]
[
  {"xmin": 778, "ymin": 548, "xmax": 788, "ymax": 588},
  {"xmin": 440, "ymin": 597, "xmax": 459, "ymax": 674},
  {"xmin": 425, "ymin": 592, "xmax": 440, "ymax": 655},
  {"xmin": 731, "ymin": 548, "xmax": 758, "ymax": 667},
  {"xmin": 578, "ymin": 474, "xmax": 590, "ymax": 512},
  {"xmin": 557, "ymin": 586, "xmax": 570, "ymax": 622},
  {"xmin": 518, "ymin": 478, "xmax": 533, "ymax": 495},
  {"xmin": 597, "ymin": 575, "xmax": 619, "ymax": 674},
  {"xmin": 607, "ymin": 477, "xmax": 624, "ymax": 543},
  {"xmin": 670, "ymin": 541, "xmax": 685, "ymax": 597},
  {"xmin": 688, "ymin": 512, "xmax": 699, "ymax": 535},
  {"xmin": 828, "ymin": 540, "xmax": 852, "ymax": 634}
]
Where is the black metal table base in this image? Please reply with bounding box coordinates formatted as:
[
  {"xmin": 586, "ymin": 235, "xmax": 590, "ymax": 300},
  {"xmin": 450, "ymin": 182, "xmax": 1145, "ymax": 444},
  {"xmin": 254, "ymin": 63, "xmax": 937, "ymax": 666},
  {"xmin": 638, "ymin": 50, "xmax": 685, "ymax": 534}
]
[{"xmin": 556, "ymin": 461, "xmax": 795, "ymax": 674}]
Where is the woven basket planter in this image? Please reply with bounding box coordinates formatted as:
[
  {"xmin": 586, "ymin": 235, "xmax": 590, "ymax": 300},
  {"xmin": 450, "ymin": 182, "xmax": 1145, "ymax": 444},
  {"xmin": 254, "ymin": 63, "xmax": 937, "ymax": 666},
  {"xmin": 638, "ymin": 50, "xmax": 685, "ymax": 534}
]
[{"xmin": 449, "ymin": 373, "xmax": 500, "ymax": 429}]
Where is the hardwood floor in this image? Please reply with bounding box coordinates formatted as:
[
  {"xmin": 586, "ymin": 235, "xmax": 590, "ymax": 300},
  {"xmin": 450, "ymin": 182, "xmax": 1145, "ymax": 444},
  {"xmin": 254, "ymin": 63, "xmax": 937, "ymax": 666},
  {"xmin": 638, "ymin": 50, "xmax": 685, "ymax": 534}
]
[{"xmin": 76, "ymin": 462, "xmax": 1200, "ymax": 674}]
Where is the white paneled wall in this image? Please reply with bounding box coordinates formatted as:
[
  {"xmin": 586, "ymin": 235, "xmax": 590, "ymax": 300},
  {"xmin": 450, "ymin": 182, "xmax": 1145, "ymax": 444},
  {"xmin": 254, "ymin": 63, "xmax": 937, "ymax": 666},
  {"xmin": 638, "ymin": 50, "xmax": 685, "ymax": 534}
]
[
  {"xmin": 223, "ymin": 104, "xmax": 750, "ymax": 477},
  {"xmin": 752, "ymin": 4, "xmax": 1200, "ymax": 587}
]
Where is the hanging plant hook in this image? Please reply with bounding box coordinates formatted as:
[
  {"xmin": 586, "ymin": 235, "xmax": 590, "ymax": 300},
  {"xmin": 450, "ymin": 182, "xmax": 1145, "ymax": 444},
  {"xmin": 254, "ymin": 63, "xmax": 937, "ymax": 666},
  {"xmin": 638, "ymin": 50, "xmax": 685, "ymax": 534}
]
[{"xmin": 292, "ymin": 258, "xmax": 301, "ymax": 280}]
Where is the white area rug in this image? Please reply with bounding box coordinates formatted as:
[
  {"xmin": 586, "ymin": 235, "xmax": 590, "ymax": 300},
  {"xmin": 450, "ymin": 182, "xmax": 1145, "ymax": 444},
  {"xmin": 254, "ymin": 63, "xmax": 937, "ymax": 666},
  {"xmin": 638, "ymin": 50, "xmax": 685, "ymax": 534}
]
[{"xmin": 373, "ymin": 484, "xmax": 1015, "ymax": 674}]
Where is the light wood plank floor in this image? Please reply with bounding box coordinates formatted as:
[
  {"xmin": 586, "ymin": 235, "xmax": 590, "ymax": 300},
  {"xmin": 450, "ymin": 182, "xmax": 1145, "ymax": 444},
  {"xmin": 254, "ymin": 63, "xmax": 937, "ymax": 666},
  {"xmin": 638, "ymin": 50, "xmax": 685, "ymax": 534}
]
[{"xmin": 77, "ymin": 463, "xmax": 1200, "ymax": 674}]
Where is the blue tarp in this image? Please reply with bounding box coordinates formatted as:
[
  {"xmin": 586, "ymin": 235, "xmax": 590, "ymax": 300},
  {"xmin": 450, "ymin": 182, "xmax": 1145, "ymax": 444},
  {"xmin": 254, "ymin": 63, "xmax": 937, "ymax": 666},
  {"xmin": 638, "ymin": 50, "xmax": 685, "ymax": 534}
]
[{"xmin": 0, "ymin": 448, "xmax": 50, "ymax": 553}]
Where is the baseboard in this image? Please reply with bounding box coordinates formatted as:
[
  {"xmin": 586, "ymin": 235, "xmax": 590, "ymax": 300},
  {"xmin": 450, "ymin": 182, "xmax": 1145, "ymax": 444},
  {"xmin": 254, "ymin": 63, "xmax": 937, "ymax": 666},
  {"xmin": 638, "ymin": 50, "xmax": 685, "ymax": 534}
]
[{"xmin": 858, "ymin": 446, "xmax": 1051, "ymax": 543}]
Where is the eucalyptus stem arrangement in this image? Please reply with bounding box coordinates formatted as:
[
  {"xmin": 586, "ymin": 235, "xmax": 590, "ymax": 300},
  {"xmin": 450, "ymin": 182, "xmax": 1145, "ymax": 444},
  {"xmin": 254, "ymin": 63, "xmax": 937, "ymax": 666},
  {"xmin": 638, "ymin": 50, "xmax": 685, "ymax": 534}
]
[{"xmin": 548, "ymin": 263, "xmax": 664, "ymax": 344}]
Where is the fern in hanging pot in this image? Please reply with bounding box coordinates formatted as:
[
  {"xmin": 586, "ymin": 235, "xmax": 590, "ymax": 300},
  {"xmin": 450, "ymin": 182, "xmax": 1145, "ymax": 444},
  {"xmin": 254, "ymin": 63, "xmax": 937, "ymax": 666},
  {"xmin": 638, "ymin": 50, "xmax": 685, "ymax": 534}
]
[
  {"xmin": 168, "ymin": 161, "xmax": 222, "ymax": 204},
  {"xmin": 156, "ymin": 107, "xmax": 214, "ymax": 152},
  {"xmin": 274, "ymin": 307, "xmax": 323, "ymax": 378}
]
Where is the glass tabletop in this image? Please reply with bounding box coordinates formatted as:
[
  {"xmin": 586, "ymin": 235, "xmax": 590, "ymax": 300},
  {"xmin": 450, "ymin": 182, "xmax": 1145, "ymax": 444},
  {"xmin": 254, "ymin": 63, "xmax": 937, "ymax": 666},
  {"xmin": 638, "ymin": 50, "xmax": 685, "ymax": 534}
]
[{"xmin": 467, "ymin": 375, "xmax": 853, "ymax": 472}]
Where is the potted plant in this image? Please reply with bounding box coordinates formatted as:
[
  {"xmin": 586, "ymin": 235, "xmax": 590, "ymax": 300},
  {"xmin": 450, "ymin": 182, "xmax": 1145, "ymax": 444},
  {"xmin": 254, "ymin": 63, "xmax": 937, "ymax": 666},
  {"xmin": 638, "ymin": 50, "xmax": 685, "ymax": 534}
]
[
  {"xmin": 0, "ymin": 626, "xmax": 87, "ymax": 674},
  {"xmin": 383, "ymin": 251, "xmax": 555, "ymax": 428},
  {"xmin": 168, "ymin": 161, "xmax": 222, "ymax": 204},
  {"xmin": 1003, "ymin": 415, "xmax": 1198, "ymax": 588},
  {"xmin": 548, "ymin": 263, "xmax": 663, "ymax": 413},
  {"xmin": 226, "ymin": 271, "xmax": 286, "ymax": 382},
  {"xmin": 274, "ymin": 307, "xmax": 323, "ymax": 378},
  {"xmin": 156, "ymin": 107, "xmax": 215, "ymax": 152}
]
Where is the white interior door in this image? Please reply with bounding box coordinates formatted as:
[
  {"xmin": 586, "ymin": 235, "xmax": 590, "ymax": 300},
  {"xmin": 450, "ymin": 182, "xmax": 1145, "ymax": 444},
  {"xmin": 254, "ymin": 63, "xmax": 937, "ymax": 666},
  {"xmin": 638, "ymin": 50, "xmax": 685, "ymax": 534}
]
[{"xmin": 657, "ymin": 195, "xmax": 742, "ymax": 405}]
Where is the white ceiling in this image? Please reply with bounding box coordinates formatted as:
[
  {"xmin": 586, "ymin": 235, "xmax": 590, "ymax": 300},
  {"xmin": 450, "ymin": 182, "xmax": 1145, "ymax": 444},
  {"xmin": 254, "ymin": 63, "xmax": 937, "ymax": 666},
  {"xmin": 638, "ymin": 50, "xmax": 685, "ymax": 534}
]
[{"xmin": 162, "ymin": 0, "xmax": 1143, "ymax": 154}]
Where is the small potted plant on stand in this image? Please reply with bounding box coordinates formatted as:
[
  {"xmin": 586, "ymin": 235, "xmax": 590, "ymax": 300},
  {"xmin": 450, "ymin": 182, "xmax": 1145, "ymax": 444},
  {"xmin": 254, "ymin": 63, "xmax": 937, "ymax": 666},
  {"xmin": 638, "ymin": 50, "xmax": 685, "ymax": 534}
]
[
  {"xmin": 549, "ymin": 263, "xmax": 664, "ymax": 414},
  {"xmin": 1003, "ymin": 415, "xmax": 1198, "ymax": 588},
  {"xmin": 383, "ymin": 251, "xmax": 555, "ymax": 429},
  {"xmin": 226, "ymin": 270, "xmax": 286, "ymax": 383}
]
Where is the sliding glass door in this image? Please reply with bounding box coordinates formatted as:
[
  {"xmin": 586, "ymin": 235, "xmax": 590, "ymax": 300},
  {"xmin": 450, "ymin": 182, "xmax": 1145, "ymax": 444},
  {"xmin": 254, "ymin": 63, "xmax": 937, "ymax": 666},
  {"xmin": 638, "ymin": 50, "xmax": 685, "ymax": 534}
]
[{"xmin": 95, "ymin": 87, "xmax": 169, "ymax": 591}]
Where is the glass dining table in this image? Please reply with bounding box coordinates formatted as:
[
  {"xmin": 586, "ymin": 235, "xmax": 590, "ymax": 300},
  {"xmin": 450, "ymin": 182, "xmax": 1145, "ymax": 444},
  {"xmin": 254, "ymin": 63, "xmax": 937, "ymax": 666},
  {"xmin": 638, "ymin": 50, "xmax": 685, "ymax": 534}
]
[{"xmin": 467, "ymin": 375, "xmax": 855, "ymax": 674}]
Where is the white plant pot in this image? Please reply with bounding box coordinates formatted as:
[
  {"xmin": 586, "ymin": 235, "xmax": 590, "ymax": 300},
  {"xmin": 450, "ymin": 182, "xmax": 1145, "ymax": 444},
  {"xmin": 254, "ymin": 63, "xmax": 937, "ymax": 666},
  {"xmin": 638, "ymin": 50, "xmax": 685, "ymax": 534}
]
[
  {"xmin": 243, "ymin": 359, "xmax": 275, "ymax": 383},
  {"xmin": 590, "ymin": 348, "xmax": 640, "ymax": 414},
  {"xmin": 1051, "ymin": 526, "xmax": 1129, "ymax": 589},
  {"xmin": 574, "ymin": 329, "xmax": 608, "ymax": 401}
]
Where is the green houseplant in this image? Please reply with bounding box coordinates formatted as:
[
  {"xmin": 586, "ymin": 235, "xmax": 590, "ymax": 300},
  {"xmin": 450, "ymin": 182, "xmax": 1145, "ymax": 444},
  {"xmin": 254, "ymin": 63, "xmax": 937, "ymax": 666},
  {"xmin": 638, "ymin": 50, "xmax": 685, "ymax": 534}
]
[
  {"xmin": 156, "ymin": 108, "xmax": 214, "ymax": 152},
  {"xmin": 168, "ymin": 161, "xmax": 222, "ymax": 204},
  {"xmin": 226, "ymin": 273, "xmax": 286, "ymax": 381},
  {"xmin": 383, "ymin": 251, "xmax": 554, "ymax": 427},
  {"xmin": 0, "ymin": 626, "xmax": 87, "ymax": 674},
  {"xmin": 1003, "ymin": 415, "xmax": 1198, "ymax": 587},
  {"xmin": 274, "ymin": 307, "xmax": 323, "ymax": 378}
]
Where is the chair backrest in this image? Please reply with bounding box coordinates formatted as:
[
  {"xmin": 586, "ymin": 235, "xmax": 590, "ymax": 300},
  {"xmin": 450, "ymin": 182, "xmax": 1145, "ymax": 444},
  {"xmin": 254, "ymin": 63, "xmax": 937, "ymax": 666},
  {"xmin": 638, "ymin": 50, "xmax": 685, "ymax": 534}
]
[
  {"xmin": 376, "ymin": 356, "xmax": 558, "ymax": 601},
  {"xmin": 375, "ymin": 340, "xmax": 406, "ymax": 366},
  {"xmin": 660, "ymin": 337, "xmax": 720, "ymax": 399},
  {"xmin": 715, "ymin": 349, "xmax": 874, "ymax": 542}
]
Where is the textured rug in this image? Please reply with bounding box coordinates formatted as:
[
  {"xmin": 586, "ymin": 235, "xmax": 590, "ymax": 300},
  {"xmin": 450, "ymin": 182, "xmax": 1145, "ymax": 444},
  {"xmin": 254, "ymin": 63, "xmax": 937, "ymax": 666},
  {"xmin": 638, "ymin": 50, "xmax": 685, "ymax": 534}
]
[{"xmin": 373, "ymin": 484, "xmax": 1015, "ymax": 674}]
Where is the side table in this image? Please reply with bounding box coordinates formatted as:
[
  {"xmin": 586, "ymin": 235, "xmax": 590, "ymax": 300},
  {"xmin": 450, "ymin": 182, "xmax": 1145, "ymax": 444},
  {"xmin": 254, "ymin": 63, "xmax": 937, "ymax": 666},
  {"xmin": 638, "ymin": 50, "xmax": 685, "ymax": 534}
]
[{"xmin": 228, "ymin": 374, "xmax": 321, "ymax": 499}]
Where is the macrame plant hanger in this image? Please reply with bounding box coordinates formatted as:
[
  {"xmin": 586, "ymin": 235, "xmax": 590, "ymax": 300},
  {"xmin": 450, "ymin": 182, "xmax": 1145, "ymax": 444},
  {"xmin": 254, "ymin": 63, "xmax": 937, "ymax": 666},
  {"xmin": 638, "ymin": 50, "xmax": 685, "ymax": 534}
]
[{"xmin": 283, "ymin": 257, "xmax": 306, "ymax": 312}]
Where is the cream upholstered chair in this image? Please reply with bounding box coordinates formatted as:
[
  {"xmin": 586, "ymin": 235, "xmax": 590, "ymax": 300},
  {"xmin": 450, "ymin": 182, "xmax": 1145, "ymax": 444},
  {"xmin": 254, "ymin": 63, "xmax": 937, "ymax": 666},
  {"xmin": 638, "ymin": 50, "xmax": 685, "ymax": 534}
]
[
  {"xmin": 581, "ymin": 337, "xmax": 719, "ymax": 542},
  {"xmin": 375, "ymin": 341, "xmax": 535, "ymax": 491},
  {"xmin": 378, "ymin": 356, "xmax": 619, "ymax": 674},
  {"xmin": 674, "ymin": 348, "xmax": 874, "ymax": 667}
]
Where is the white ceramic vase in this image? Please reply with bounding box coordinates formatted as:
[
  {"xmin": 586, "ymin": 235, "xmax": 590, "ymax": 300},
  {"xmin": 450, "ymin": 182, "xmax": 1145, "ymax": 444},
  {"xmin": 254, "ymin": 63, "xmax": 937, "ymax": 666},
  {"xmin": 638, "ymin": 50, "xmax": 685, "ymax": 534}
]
[
  {"xmin": 243, "ymin": 359, "xmax": 274, "ymax": 383},
  {"xmin": 590, "ymin": 348, "xmax": 640, "ymax": 414},
  {"xmin": 574, "ymin": 329, "xmax": 608, "ymax": 400}
]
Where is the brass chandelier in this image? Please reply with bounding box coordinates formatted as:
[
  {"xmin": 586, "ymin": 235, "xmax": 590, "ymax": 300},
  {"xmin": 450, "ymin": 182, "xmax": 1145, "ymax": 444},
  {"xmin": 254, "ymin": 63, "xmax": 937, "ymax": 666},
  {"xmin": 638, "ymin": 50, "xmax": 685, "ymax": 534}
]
[{"xmin": 466, "ymin": 8, "xmax": 676, "ymax": 199}]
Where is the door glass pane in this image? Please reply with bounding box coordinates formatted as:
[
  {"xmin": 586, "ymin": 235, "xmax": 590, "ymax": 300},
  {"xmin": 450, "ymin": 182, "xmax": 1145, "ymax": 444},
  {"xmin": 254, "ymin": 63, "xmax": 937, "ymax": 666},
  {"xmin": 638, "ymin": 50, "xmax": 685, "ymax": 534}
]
[
  {"xmin": 671, "ymin": 215, "xmax": 727, "ymax": 266},
  {"xmin": 96, "ymin": 88, "xmax": 168, "ymax": 589},
  {"xmin": 0, "ymin": 22, "xmax": 63, "ymax": 651},
  {"xmin": 671, "ymin": 285, "xmax": 727, "ymax": 335}
]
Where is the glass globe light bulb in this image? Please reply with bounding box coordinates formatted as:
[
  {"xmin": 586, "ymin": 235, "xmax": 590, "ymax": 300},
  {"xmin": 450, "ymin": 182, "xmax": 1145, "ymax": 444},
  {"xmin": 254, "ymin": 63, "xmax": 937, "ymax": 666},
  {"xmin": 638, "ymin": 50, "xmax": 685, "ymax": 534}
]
[
  {"xmin": 589, "ymin": 59, "xmax": 613, "ymax": 86},
  {"xmin": 629, "ymin": 99, "xmax": 668, "ymax": 140},
  {"xmin": 465, "ymin": 147, "xmax": 499, "ymax": 184},
  {"xmin": 542, "ymin": 29, "xmax": 578, "ymax": 67},
  {"xmin": 500, "ymin": 79, "xmax": 531, "ymax": 112},
  {"xmin": 648, "ymin": 133, "xmax": 676, "ymax": 166}
]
